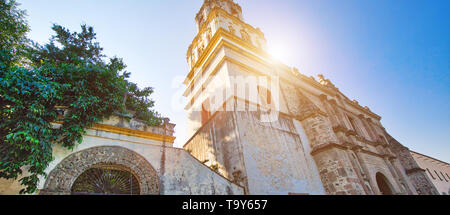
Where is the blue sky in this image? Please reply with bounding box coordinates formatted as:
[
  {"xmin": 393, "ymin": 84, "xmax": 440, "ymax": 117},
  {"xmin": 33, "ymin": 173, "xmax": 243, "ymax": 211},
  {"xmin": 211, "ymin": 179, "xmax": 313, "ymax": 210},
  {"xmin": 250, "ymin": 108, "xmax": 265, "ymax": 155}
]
[{"xmin": 18, "ymin": 0, "xmax": 449, "ymax": 162}]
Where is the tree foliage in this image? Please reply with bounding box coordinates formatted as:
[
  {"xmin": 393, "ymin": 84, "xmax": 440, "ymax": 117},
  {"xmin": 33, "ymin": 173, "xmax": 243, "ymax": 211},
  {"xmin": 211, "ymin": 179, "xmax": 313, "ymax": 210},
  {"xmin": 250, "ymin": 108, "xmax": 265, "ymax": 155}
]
[
  {"xmin": 0, "ymin": 1, "xmax": 162, "ymax": 194},
  {"xmin": 0, "ymin": 0, "xmax": 29, "ymax": 66}
]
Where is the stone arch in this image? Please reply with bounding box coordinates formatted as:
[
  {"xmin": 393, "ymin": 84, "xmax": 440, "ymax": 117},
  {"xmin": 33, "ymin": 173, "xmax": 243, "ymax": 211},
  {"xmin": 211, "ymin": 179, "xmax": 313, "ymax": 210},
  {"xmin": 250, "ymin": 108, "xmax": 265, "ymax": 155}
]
[
  {"xmin": 375, "ymin": 172, "xmax": 395, "ymax": 195},
  {"xmin": 41, "ymin": 146, "xmax": 159, "ymax": 195}
]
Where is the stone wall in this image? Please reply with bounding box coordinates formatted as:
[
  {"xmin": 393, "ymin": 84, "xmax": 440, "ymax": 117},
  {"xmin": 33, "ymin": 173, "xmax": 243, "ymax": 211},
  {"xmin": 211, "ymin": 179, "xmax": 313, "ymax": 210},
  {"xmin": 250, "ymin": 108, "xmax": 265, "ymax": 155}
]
[
  {"xmin": 184, "ymin": 108, "xmax": 326, "ymax": 195},
  {"xmin": 358, "ymin": 153, "xmax": 401, "ymax": 194},
  {"xmin": 387, "ymin": 134, "xmax": 439, "ymax": 195},
  {"xmin": 410, "ymin": 151, "xmax": 450, "ymax": 195},
  {"xmin": 185, "ymin": 111, "xmax": 248, "ymax": 189},
  {"xmin": 0, "ymin": 118, "xmax": 244, "ymax": 195},
  {"xmin": 0, "ymin": 177, "xmax": 26, "ymax": 195},
  {"xmin": 311, "ymin": 147, "xmax": 365, "ymax": 195}
]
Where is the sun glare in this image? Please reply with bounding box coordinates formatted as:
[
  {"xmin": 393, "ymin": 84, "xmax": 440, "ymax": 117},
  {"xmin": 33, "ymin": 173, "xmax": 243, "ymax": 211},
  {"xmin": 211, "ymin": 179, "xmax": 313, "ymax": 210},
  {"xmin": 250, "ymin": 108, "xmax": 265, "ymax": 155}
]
[{"xmin": 268, "ymin": 43, "xmax": 290, "ymax": 62}]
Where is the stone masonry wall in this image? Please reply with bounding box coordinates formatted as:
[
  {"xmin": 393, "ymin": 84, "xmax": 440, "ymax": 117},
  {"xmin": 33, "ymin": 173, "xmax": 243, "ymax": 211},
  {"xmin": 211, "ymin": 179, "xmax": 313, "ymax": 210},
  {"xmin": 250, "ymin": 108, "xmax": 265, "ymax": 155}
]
[
  {"xmin": 184, "ymin": 108, "xmax": 326, "ymax": 195},
  {"xmin": 387, "ymin": 135, "xmax": 439, "ymax": 195}
]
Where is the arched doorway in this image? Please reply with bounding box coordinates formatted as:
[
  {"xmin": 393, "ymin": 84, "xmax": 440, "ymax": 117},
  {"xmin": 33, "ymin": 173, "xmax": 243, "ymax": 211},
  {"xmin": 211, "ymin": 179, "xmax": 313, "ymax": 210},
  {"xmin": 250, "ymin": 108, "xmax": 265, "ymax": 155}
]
[
  {"xmin": 376, "ymin": 172, "xmax": 394, "ymax": 195},
  {"xmin": 71, "ymin": 164, "xmax": 140, "ymax": 195},
  {"xmin": 41, "ymin": 146, "xmax": 160, "ymax": 195}
]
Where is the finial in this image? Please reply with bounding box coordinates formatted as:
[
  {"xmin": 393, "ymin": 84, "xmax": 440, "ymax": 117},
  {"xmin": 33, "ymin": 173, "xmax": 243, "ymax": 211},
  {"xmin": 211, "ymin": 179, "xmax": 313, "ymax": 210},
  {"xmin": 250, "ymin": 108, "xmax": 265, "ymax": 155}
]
[{"xmin": 318, "ymin": 74, "xmax": 325, "ymax": 80}]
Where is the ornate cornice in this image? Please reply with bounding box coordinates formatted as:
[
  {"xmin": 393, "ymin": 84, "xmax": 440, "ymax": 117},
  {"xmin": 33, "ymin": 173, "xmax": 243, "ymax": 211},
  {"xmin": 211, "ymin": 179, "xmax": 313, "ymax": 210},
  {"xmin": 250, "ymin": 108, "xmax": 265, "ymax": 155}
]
[
  {"xmin": 310, "ymin": 142, "xmax": 347, "ymax": 156},
  {"xmin": 359, "ymin": 148, "xmax": 387, "ymax": 159},
  {"xmin": 405, "ymin": 167, "xmax": 426, "ymax": 175},
  {"xmin": 342, "ymin": 141, "xmax": 360, "ymax": 149},
  {"xmin": 186, "ymin": 27, "xmax": 269, "ymax": 82},
  {"xmin": 310, "ymin": 141, "xmax": 394, "ymax": 168},
  {"xmin": 333, "ymin": 125, "xmax": 348, "ymax": 134},
  {"xmin": 295, "ymin": 110, "xmax": 328, "ymax": 122},
  {"xmin": 91, "ymin": 123, "xmax": 176, "ymax": 143},
  {"xmin": 345, "ymin": 129, "xmax": 358, "ymax": 137}
]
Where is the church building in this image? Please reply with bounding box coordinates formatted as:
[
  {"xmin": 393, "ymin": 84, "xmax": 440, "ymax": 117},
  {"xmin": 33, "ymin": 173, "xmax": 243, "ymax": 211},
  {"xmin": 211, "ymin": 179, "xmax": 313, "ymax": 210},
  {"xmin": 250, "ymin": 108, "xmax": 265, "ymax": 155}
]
[
  {"xmin": 182, "ymin": 0, "xmax": 439, "ymax": 195},
  {"xmin": 0, "ymin": 0, "xmax": 442, "ymax": 195}
]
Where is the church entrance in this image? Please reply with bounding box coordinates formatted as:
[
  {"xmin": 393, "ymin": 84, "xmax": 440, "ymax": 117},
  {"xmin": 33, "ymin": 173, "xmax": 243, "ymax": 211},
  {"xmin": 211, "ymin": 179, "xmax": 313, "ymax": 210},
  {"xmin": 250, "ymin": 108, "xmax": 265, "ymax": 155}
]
[
  {"xmin": 71, "ymin": 164, "xmax": 140, "ymax": 195},
  {"xmin": 376, "ymin": 172, "xmax": 394, "ymax": 195}
]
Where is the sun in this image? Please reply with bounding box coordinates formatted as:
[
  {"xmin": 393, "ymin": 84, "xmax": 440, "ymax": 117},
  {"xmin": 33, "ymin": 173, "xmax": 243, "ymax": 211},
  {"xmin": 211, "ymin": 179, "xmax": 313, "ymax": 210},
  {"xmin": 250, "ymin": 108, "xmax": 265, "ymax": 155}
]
[{"xmin": 267, "ymin": 43, "xmax": 290, "ymax": 62}]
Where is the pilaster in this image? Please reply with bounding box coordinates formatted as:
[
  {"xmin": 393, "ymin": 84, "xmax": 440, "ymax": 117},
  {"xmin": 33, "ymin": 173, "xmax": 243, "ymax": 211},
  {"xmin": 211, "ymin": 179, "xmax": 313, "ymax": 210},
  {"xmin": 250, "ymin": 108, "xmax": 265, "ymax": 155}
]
[{"xmin": 300, "ymin": 113, "xmax": 365, "ymax": 195}]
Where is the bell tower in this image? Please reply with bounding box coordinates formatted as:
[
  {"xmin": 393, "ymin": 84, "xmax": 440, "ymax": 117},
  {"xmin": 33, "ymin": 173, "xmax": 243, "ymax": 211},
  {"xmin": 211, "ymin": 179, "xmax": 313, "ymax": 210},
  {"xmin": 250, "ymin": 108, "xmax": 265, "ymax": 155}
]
[
  {"xmin": 195, "ymin": 0, "xmax": 244, "ymax": 32},
  {"xmin": 184, "ymin": 0, "xmax": 271, "ymax": 136}
]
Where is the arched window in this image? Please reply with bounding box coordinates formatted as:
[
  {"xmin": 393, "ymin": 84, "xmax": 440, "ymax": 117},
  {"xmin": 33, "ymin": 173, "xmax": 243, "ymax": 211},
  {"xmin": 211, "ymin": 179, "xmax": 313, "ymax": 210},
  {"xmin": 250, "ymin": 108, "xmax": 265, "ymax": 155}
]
[{"xmin": 71, "ymin": 164, "xmax": 140, "ymax": 195}]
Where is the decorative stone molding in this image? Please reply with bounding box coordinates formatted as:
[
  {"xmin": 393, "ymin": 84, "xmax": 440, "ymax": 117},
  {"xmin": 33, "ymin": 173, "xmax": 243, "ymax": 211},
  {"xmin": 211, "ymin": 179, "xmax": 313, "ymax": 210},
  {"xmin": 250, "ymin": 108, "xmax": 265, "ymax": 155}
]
[
  {"xmin": 40, "ymin": 146, "xmax": 160, "ymax": 195},
  {"xmin": 317, "ymin": 74, "xmax": 338, "ymax": 91},
  {"xmin": 310, "ymin": 142, "xmax": 347, "ymax": 156},
  {"xmin": 342, "ymin": 141, "xmax": 360, "ymax": 149},
  {"xmin": 405, "ymin": 167, "xmax": 426, "ymax": 175},
  {"xmin": 296, "ymin": 109, "xmax": 328, "ymax": 122},
  {"xmin": 328, "ymin": 99, "xmax": 338, "ymax": 105},
  {"xmin": 333, "ymin": 125, "xmax": 348, "ymax": 134},
  {"xmin": 318, "ymin": 94, "xmax": 328, "ymax": 101}
]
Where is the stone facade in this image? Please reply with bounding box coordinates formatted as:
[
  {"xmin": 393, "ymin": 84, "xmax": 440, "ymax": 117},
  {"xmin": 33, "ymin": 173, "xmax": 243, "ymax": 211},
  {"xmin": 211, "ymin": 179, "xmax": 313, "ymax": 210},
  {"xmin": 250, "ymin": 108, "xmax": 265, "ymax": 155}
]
[
  {"xmin": 183, "ymin": 0, "xmax": 439, "ymax": 195},
  {"xmin": 185, "ymin": 110, "xmax": 325, "ymax": 195}
]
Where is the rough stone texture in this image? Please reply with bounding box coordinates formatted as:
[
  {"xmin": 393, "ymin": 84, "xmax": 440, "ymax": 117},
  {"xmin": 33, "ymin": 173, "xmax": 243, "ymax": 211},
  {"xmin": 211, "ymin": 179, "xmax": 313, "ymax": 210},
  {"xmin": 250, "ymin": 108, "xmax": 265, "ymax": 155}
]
[
  {"xmin": 185, "ymin": 0, "xmax": 440, "ymax": 196},
  {"xmin": 41, "ymin": 146, "xmax": 160, "ymax": 195},
  {"xmin": 280, "ymin": 83, "xmax": 322, "ymax": 119},
  {"xmin": 162, "ymin": 147, "xmax": 243, "ymax": 195},
  {"xmin": 410, "ymin": 151, "xmax": 449, "ymax": 195},
  {"xmin": 234, "ymin": 111, "xmax": 325, "ymax": 195},
  {"xmin": 185, "ymin": 111, "xmax": 249, "ymax": 189},
  {"xmin": 357, "ymin": 152, "xmax": 401, "ymax": 194},
  {"xmin": 182, "ymin": 0, "xmax": 434, "ymax": 195},
  {"xmin": 387, "ymin": 134, "xmax": 439, "ymax": 195},
  {"xmin": 310, "ymin": 146, "xmax": 365, "ymax": 195},
  {"xmin": 184, "ymin": 108, "xmax": 326, "ymax": 195},
  {"xmin": 290, "ymin": 90, "xmax": 364, "ymax": 195},
  {"xmin": 300, "ymin": 114, "xmax": 339, "ymax": 151}
]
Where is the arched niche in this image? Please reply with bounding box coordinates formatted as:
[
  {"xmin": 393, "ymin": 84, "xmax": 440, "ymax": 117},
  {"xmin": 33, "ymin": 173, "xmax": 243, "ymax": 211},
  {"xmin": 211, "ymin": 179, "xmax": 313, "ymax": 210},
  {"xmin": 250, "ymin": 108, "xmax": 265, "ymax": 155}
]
[{"xmin": 41, "ymin": 146, "xmax": 159, "ymax": 195}]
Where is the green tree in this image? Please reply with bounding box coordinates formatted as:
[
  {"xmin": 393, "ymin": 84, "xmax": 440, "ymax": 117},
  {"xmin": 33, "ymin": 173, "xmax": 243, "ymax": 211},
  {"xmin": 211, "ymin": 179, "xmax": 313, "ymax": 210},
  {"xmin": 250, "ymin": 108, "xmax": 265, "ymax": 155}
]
[
  {"xmin": 0, "ymin": 6, "xmax": 162, "ymax": 193},
  {"xmin": 0, "ymin": 0, "xmax": 29, "ymax": 66}
]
